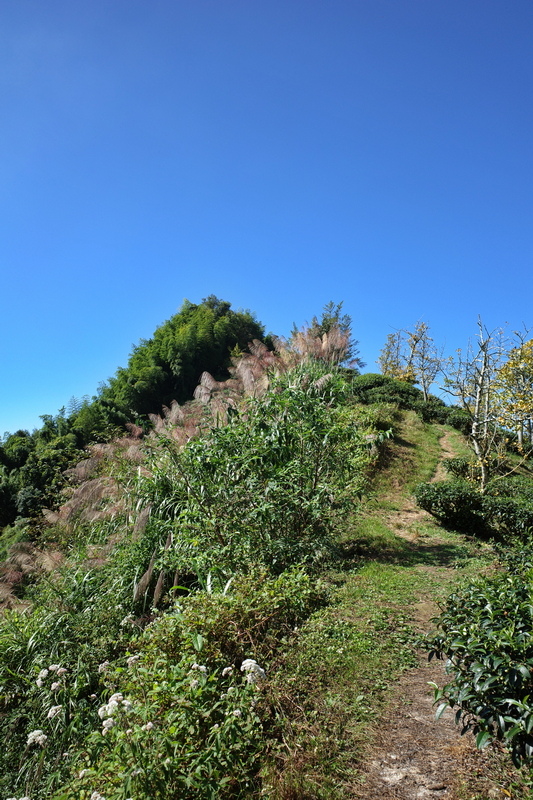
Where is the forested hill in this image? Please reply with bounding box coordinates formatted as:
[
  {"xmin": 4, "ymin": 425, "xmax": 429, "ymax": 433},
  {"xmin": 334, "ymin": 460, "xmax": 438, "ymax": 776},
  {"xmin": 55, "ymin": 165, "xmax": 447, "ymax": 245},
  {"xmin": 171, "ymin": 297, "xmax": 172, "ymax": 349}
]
[{"xmin": 0, "ymin": 296, "xmax": 264, "ymax": 529}]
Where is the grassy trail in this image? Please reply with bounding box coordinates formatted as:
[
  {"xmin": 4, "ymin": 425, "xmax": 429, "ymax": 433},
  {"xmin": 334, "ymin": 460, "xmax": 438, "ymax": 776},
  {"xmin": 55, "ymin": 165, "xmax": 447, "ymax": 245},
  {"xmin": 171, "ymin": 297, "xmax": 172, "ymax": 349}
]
[{"xmin": 267, "ymin": 413, "xmax": 529, "ymax": 799}]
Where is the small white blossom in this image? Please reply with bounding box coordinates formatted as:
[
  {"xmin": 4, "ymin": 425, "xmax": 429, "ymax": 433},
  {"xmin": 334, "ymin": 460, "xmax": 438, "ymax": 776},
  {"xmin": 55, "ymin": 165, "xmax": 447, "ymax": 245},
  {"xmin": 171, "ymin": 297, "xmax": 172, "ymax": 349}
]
[
  {"xmin": 47, "ymin": 705, "xmax": 62, "ymax": 720},
  {"xmin": 240, "ymin": 659, "xmax": 266, "ymax": 684},
  {"xmin": 50, "ymin": 682, "xmax": 60, "ymax": 691},
  {"xmin": 98, "ymin": 705, "xmax": 109, "ymax": 719},
  {"xmin": 122, "ymin": 699, "xmax": 133, "ymax": 712},
  {"xmin": 221, "ymin": 666, "xmax": 233, "ymax": 677},
  {"xmin": 97, "ymin": 661, "xmax": 110, "ymax": 674},
  {"xmin": 190, "ymin": 679, "xmax": 199, "ymax": 690},
  {"xmin": 102, "ymin": 718, "xmax": 115, "ymax": 733},
  {"xmin": 48, "ymin": 664, "xmax": 60, "ymax": 672},
  {"xmin": 90, "ymin": 793, "xmax": 106, "ymax": 800},
  {"xmin": 109, "ymin": 692, "xmax": 123, "ymax": 704},
  {"xmin": 38, "ymin": 668, "xmax": 49, "ymax": 680},
  {"xmin": 57, "ymin": 667, "xmax": 67, "ymax": 676},
  {"xmin": 142, "ymin": 721, "xmax": 154, "ymax": 731},
  {"xmin": 190, "ymin": 663, "xmax": 206, "ymax": 672},
  {"xmin": 231, "ymin": 709, "xmax": 242, "ymax": 717},
  {"xmin": 36, "ymin": 678, "xmax": 43, "ymax": 688},
  {"xmin": 27, "ymin": 729, "xmax": 47, "ymax": 746},
  {"xmin": 126, "ymin": 655, "xmax": 140, "ymax": 667},
  {"xmin": 79, "ymin": 769, "xmax": 89, "ymax": 778}
]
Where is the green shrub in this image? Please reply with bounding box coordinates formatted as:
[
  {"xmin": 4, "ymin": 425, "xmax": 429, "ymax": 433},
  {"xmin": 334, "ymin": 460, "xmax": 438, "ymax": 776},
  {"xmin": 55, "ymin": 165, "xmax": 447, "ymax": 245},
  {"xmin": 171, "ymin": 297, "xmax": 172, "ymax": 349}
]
[
  {"xmin": 442, "ymin": 458, "xmax": 473, "ymax": 480},
  {"xmin": 133, "ymin": 366, "xmax": 375, "ymax": 580},
  {"xmin": 413, "ymin": 481, "xmax": 487, "ymax": 534},
  {"xmin": 142, "ymin": 568, "xmax": 329, "ymax": 665},
  {"xmin": 428, "ymin": 572, "xmax": 533, "ymax": 765},
  {"xmin": 48, "ymin": 568, "xmax": 327, "ymax": 800},
  {"xmin": 481, "ymin": 496, "xmax": 533, "ymax": 537}
]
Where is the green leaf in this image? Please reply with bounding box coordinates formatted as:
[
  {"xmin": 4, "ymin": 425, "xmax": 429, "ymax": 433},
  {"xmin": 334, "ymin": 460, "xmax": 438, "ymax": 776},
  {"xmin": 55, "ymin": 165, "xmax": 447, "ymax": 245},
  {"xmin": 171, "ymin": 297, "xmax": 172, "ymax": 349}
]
[{"xmin": 476, "ymin": 730, "xmax": 491, "ymax": 749}]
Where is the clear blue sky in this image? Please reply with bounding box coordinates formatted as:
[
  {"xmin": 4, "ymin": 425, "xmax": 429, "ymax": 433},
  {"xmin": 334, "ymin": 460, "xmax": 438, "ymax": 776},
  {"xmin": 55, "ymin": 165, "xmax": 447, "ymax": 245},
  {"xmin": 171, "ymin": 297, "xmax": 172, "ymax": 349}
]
[{"xmin": 1, "ymin": 0, "xmax": 532, "ymax": 434}]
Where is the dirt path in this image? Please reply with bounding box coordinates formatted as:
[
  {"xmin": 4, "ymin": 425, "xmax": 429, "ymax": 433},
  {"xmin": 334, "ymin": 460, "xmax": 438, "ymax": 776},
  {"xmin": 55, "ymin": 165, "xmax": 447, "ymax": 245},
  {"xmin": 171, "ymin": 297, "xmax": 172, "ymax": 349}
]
[{"xmin": 351, "ymin": 434, "xmax": 514, "ymax": 800}]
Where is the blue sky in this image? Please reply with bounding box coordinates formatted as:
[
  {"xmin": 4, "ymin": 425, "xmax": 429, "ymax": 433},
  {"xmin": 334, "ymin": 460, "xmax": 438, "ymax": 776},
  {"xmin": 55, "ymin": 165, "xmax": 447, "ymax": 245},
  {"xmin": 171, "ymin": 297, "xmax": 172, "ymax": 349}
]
[{"xmin": 1, "ymin": 0, "xmax": 532, "ymax": 434}]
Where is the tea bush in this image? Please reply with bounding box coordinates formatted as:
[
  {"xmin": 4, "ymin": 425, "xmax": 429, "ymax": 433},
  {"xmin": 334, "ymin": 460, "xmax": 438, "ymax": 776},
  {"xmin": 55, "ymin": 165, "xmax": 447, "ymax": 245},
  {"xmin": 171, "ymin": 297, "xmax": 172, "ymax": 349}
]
[
  {"xmin": 414, "ymin": 481, "xmax": 487, "ymax": 533},
  {"xmin": 415, "ymin": 478, "xmax": 533, "ymax": 538},
  {"xmin": 428, "ymin": 570, "xmax": 533, "ymax": 765}
]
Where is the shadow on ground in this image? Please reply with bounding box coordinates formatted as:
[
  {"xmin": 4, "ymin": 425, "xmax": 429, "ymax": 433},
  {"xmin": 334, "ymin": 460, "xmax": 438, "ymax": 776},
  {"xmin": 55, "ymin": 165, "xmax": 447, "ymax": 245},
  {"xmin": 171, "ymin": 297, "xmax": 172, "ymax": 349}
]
[{"xmin": 338, "ymin": 535, "xmax": 476, "ymax": 569}]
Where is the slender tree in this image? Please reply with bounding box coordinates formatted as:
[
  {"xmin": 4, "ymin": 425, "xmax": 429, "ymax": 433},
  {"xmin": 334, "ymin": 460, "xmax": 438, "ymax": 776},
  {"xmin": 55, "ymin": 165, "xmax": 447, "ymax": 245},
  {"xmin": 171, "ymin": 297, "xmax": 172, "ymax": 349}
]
[
  {"xmin": 443, "ymin": 320, "xmax": 507, "ymax": 490},
  {"xmin": 378, "ymin": 321, "xmax": 444, "ymax": 399}
]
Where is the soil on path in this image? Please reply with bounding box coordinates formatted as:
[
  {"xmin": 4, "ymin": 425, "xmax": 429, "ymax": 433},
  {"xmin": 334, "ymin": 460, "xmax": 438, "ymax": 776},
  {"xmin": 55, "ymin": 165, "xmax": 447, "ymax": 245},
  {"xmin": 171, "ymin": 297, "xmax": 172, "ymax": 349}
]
[{"xmin": 351, "ymin": 434, "xmax": 518, "ymax": 800}]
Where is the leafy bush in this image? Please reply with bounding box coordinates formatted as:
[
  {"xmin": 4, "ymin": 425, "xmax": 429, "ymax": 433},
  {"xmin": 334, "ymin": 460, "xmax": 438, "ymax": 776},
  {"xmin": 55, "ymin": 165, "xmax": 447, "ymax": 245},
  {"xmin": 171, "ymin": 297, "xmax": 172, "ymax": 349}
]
[
  {"xmin": 142, "ymin": 568, "xmax": 329, "ymax": 666},
  {"xmin": 413, "ymin": 481, "xmax": 487, "ymax": 533},
  {"xmin": 415, "ymin": 477, "xmax": 533, "ymax": 539},
  {"xmin": 352, "ymin": 373, "xmax": 422, "ymax": 408},
  {"xmin": 37, "ymin": 569, "xmax": 326, "ymax": 800},
  {"xmin": 481, "ymin": 496, "xmax": 533, "ymax": 537},
  {"xmin": 132, "ymin": 365, "xmax": 375, "ymax": 580},
  {"xmin": 442, "ymin": 457, "xmax": 472, "ymax": 480},
  {"xmin": 428, "ymin": 572, "xmax": 533, "ymax": 765}
]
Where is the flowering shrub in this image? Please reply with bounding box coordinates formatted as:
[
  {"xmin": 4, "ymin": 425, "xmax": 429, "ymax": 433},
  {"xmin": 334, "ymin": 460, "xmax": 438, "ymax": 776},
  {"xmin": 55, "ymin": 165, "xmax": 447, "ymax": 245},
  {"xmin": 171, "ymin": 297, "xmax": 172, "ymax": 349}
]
[{"xmin": 54, "ymin": 647, "xmax": 267, "ymax": 800}]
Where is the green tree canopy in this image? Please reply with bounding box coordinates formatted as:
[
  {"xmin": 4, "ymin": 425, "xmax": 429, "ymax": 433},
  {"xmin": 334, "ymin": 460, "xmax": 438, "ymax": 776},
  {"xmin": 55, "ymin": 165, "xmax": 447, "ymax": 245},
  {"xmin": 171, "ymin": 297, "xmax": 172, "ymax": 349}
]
[{"xmin": 98, "ymin": 297, "xmax": 265, "ymax": 416}]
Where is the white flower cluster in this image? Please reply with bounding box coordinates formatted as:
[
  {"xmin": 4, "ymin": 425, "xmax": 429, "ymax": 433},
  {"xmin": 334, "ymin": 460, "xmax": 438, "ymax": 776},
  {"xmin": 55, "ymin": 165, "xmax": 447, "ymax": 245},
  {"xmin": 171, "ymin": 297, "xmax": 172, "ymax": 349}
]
[
  {"xmin": 97, "ymin": 693, "xmax": 133, "ymax": 734},
  {"xmin": 221, "ymin": 666, "xmax": 233, "ymax": 677},
  {"xmin": 190, "ymin": 663, "xmax": 207, "ymax": 673},
  {"xmin": 36, "ymin": 664, "xmax": 67, "ymax": 688},
  {"xmin": 90, "ymin": 792, "xmax": 106, "ymax": 800},
  {"xmin": 27, "ymin": 730, "xmax": 47, "ymax": 747},
  {"xmin": 47, "ymin": 705, "xmax": 62, "ymax": 720},
  {"xmin": 97, "ymin": 661, "xmax": 110, "ymax": 674},
  {"xmin": 240, "ymin": 659, "xmax": 266, "ymax": 684},
  {"xmin": 126, "ymin": 655, "xmax": 140, "ymax": 667},
  {"xmin": 6, "ymin": 796, "xmax": 31, "ymax": 800}
]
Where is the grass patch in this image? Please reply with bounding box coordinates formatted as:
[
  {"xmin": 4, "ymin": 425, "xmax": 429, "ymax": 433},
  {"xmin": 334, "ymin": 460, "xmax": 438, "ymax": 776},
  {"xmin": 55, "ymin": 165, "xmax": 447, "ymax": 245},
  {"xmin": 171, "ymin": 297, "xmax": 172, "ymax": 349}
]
[{"xmin": 263, "ymin": 565, "xmax": 420, "ymax": 799}]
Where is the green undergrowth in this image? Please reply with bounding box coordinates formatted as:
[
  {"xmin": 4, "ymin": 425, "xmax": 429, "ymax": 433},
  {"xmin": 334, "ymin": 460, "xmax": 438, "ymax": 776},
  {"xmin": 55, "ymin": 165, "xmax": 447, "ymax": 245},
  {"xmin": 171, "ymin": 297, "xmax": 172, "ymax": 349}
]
[
  {"xmin": 259, "ymin": 413, "xmax": 497, "ymax": 799},
  {"xmin": 0, "ymin": 363, "xmax": 390, "ymax": 800},
  {"xmin": 1, "ymin": 384, "xmax": 519, "ymax": 799},
  {"xmin": 262, "ymin": 564, "xmax": 420, "ymax": 799}
]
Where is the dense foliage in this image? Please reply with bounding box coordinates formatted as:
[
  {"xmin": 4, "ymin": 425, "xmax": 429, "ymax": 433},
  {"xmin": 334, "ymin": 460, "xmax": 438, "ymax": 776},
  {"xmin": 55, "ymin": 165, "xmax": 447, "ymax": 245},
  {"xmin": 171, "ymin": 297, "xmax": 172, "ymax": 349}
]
[
  {"xmin": 428, "ymin": 543, "xmax": 533, "ymax": 765},
  {"xmin": 414, "ymin": 474, "xmax": 533, "ymax": 538},
  {"xmin": 0, "ymin": 356, "xmax": 383, "ymax": 799}
]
